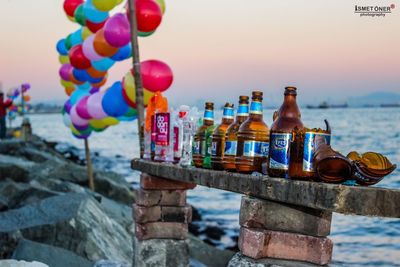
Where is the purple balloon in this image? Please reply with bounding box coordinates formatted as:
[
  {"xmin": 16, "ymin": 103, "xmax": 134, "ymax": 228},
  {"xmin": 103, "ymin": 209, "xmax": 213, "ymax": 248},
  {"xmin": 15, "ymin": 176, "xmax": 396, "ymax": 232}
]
[
  {"xmin": 76, "ymin": 96, "xmax": 92, "ymax": 119},
  {"xmin": 21, "ymin": 83, "xmax": 31, "ymax": 92},
  {"xmin": 87, "ymin": 92, "xmax": 107, "ymax": 119},
  {"xmin": 90, "ymin": 87, "xmax": 100, "ymax": 94},
  {"xmin": 104, "ymin": 13, "xmax": 130, "ymax": 48},
  {"xmin": 70, "ymin": 105, "xmax": 89, "ymax": 127},
  {"xmin": 59, "ymin": 64, "xmax": 72, "ymax": 81},
  {"xmin": 82, "ymin": 35, "xmax": 104, "ymax": 61},
  {"xmin": 73, "ymin": 124, "xmax": 89, "ymax": 131},
  {"xmin": 64, "ymin": 100, "xmax": 72, "ymax": 114}
]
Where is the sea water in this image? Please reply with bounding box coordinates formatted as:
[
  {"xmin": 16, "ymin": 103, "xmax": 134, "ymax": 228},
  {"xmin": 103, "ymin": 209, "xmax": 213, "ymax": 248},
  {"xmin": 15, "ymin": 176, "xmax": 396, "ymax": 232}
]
[{"xmin": 17, "ymin": 107, "xmax": 400, "ymax": 266}]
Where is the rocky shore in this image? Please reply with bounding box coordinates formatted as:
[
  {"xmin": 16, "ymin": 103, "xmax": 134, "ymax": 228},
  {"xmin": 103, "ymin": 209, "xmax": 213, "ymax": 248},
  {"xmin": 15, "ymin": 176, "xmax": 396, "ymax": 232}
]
[{"xmin": 0, "ymin": 136, "xmax": 234, "ymax": 267}]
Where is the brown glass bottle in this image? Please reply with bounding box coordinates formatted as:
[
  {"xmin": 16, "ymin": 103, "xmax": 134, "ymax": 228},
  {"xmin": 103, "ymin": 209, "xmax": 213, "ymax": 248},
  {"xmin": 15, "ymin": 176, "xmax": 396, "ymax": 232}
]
[
  {"xmin": 211, "ymin": 103, "xmax": 235, "ymax": 170},
  {"xmin": 223, "ymin": 96, "xmax": 249, "ymax": 171},
  {"xmin": 236, "ymin": 91, "xmax": 269, "ymax": 173},
  {"xmin": 268, "ymin": 87, "xmax": 304, "ymax": 178},
  {"xmin": 192, "ymin": 102, "xmax": 214, "ymax": 168}
]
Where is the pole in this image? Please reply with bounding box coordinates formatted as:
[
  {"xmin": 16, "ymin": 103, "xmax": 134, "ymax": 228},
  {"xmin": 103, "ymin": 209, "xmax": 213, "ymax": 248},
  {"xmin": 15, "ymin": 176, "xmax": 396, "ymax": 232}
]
[
  {"xmin": 128, "ymin": 0, "xmax": 145, "ymax": 158},
  {"xmin": 84, "ymin": 139, "xmax": 95, "ymax": 191}
]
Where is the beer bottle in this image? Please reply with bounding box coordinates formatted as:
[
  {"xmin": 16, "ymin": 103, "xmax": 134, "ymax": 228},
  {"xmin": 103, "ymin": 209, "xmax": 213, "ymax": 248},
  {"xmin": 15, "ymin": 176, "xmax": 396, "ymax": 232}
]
[
  {"xmin": 211, "ymin": 102, "xmax": 235, "ymax": 170},
  {"xmin": 193, "ymin": 102, "xmax": 214, "ymax": 168},
  {"xmin": 268, "ymin": 86, "xmax": 304, "ymax": 178},
  {"xmin": 236, "ymin": 91, "xmax": 269, "ymax": 173},
  {"xmin": 223, "ymin": 96, "xmax": 249, "ymax": 171}
]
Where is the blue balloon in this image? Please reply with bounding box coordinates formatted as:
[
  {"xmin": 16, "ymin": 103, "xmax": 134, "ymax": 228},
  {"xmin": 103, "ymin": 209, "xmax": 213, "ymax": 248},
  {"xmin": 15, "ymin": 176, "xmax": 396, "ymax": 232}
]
[
  {"xmin": 70, "ymin": 89, "xmax": 90, "ymax": 105},
  {"xmin": 102, "ymin": 82, "xmax": 129, "ymax": 117},
  {"xmin": 56, "ymin": 39, "xmax": 68, "ymax": 55},
  {"xmin": 111, "ymin": 44, "xmax": 132, "ymax": 61},
  {"xmin": 92, "ymin": 57, "xmax": 115, "ymax": 71},
  {"xmin": 70, "ymin": 29, "xmax": 83, "ymax": 47},
  {"xmin": 83, "ymin": 0, "xmax": 109, "ymax": 23},
  {"xmin": 118, "ymin": 115, "xmax": 137, "ymax": 122},
  {"xmin": 87, "ymin": 75, "xmax": 104, "ymax": 84},
  {"xmin": 73, "ymin": 69, "xmax": 90, "ymax": 82},
  {"xmin": 77, "ymin": 82, "xmax": 91, "ymax": 91}
]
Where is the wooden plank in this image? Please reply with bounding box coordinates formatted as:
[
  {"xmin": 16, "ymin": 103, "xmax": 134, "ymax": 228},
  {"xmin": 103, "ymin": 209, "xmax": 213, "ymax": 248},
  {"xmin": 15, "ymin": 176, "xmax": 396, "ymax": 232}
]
[{"xmin": 131, "ymin": 159, "xmax": 400, "ymax": 218}]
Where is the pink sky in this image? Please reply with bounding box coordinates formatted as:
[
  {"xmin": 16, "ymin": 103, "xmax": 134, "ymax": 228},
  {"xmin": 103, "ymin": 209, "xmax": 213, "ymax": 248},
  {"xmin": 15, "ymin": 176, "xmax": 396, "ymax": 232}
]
[{"xmin": 0, "ymin": 0, "xmax": 399, "ymax": 106}]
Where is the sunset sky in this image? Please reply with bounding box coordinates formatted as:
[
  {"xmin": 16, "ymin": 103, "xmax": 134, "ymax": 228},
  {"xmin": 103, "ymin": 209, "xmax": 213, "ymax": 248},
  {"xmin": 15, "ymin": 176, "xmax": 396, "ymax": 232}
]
[{"xmin": 0, "ymin": 0, "xmax": 399, "ymax": 107}]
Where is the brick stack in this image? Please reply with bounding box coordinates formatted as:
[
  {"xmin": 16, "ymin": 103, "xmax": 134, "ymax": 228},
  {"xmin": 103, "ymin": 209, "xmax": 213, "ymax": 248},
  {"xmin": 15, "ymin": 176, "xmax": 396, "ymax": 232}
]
[
  {"xmin": 238, "ymin": 196, "xmax": 333, "ymax": 265},
  {"xmin": 133, "ymin": 173, "xmax": 196, "ymax": 267}
]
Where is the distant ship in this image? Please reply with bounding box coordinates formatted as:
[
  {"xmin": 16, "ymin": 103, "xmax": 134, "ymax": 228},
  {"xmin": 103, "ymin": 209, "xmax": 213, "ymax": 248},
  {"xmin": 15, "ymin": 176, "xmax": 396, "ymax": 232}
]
[
  {"xmin": 306, "ymin": 101, "xmax": 348, "ymax": 109},
  {"xmin": 380, "ymin": 103, "xmax": 400, "ymax": 108}
]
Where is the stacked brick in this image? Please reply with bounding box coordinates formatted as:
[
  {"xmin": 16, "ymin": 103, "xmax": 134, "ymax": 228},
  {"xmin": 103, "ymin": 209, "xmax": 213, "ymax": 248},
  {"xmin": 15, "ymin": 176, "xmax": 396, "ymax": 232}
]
[
  {"xmin": 238, "ymin": 196, "xmax": 334, "ymax": 265},
  {"xmin": 134, "ymin": 173, "xmax": 196, "ymax": 241}
]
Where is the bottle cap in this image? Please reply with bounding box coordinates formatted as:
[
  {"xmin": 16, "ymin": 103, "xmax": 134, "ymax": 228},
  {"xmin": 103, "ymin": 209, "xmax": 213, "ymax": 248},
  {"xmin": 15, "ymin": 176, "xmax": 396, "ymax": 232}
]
[
  {"xmin": 205, "ymin": 102, "xmax": 214, "ymax": 109},
  {"xmin": 239, "ymin": 95, "xmax": 249, "ymax": 103},
  {"xmin": 252, "ymin": 91, "xmax": 263, "ymax": 101},
  {"xmin": 285, "ymin": 86, "xmax": 297, "ymax": 95}
]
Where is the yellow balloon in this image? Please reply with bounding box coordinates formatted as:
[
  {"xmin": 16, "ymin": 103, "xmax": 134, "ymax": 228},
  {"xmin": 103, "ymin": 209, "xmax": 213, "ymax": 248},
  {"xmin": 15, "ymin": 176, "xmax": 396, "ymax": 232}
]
[
  {"xmin": 70, "ymin": 124, "xmax": 80, "ymax": 135},
  {"xmin": 81, "ymin": 27, "xmax": 93, "ymax": 40},
  {"xmin": 101, "ymin": 117, "xmax": 119, "ymax": 126},
  {"xmin": 67, "ymin": 15, "xmax": 76, "ymax": 23},
  {"xmin": 92, "ymin": 0, "xmax": 118, "ymax": 11},
  {"xmin": 123, "ymin": 71, "xmax": 155, "ymax": 106},
  {"xmin": 60, "ymin": 79, "xmax": 75, "ymax": 88},
  {"xmin": 116, "ymin": 0, "xmax": 123, "ymax": 4},
  {"xmin": 59, "ymin": 55, "xmax": 70, "ymax": 64},
  {"xmin": 89, "ymin": 119, "xmax": 107, "ymax": 129},
  {"xmin": 155, "ymin": 0, "xmax": 166, "ymax": 14}
]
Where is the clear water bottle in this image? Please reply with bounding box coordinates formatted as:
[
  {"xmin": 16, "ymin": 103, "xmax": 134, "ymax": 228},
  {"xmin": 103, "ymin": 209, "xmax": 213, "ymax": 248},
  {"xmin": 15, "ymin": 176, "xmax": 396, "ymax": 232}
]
[
  {"xmin": 180, "ymin": 107, "xmax": 199, "ymax": 167},
  {"xmin": 173, "ymin": 105, "xmax": 190, "ymax": 163}
]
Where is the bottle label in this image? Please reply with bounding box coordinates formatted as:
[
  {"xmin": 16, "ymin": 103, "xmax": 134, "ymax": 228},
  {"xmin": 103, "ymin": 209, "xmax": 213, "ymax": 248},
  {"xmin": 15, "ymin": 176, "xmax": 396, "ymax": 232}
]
[
  {"xmin": 193, "ymin": 140, "xmax": 201, "ymax": 154},
  {"xmin": 211, "ymin": 141, "xmax": 218, "ymax": 156},
  {"xmin": 269, "ymin": 133, "xmax": 292, "ymax": 170},
  {"xmin": 204, "ymin": 109, "xmax": 214, "ymax": 121},
  {"xmin": 223, "ymin": 107, "xmax": 234, "ymax": 119},
  {"xmin": 250, "ymin": 101, "xmax": 263, "ymax": 115},
  {"xmin": 201, "ymin": 140, "xmax": 206, "ymax": 155},
  {"xmin": 237, "ymin": 104, "xmax": 249, "ymax": 116},
  {"xmin": 155, "ymin": 113, "xmax": 170, "ymax": 146},
  {"xmin": 224, "ymin": 141, "xmax": 237, "ymax": 156},
  {"xmin": 303, "ymin": 132, "xmax": 331, "ymax": 172},
  {"xmin": 173, "ymin": 126, "xmax": 179, "ymax": 152},
  {"xmin": 243, "ymin": 141, "xmax": 269, "ymax": 157}
]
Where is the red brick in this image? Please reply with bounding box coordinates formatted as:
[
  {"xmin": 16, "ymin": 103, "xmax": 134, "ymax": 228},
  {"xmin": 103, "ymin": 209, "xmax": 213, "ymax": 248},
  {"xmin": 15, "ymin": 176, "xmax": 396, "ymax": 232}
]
[
  {"xmin": 135, "ymin": 222, "xmax": 188, "ymax": 240},
  {"xmin": 140, "ymin": 173, "xmax": 196, "ymax": 190},
  {"xmin": 136, "ymin": 189, "xmax": 187, "ymax": 207},
  {"xmin": 239, "ymin": 227, "xmax": 333, "ymax": 265},
  {"xmin": 134, "ymin": 205, "xmax": 192, "ymax": 223}
]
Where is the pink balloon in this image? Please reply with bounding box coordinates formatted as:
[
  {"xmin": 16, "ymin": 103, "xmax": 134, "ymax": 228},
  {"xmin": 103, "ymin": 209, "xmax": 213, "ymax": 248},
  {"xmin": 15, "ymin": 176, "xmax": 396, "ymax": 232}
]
[
  {"xmin": 104, "ymin": 13, "xmax": 131, "ymax": 48},
  {"xmin": 140, "ymin": 59, "xmax": 173, "ymax": 92},
  {"xmin": 82, "ymin": 35, "xmax": 104, "ymax": 61},
  {"xmin": 70, "ymin": 105, "xmax": 89, "ymax": 127},
  {"xmin": 59, "ymin": 64, "xmax": 72, "ymax": 81},
  {"xmin": 87, "ymin": 92, "xmax": 108, "ymax": 119},
  {"xmin": 76, "ymin": 96, "xmax": 92, "ymax": 119}
]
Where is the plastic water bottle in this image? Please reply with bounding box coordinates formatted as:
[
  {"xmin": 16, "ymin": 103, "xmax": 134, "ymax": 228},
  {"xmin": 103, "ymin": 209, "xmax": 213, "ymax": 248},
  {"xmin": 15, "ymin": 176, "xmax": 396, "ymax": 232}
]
[
  {"xmin": 180, "ymin": 107, "xmax": 199, "ymax": 167},
  {"xmin": 173, "ymin": 105, "xmax": 190, "ymax": 163}
]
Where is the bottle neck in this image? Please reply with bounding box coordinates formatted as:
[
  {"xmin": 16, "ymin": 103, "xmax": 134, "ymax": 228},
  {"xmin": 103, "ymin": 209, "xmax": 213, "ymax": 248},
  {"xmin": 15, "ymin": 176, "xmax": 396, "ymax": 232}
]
[
  {"xmin": 249, "ymin": 100, "xmax": 263, "ymax": 119},
  {"xmin": 222, "ymin": 106, "xmax": 234, "ymax": 124},
  {"xmin": 203, "ymin": 109, "xmax": 214, "ymax": 126},
  {"xmin": 279, "ymin": 94, "xmax": 301, "ymax": 119}
]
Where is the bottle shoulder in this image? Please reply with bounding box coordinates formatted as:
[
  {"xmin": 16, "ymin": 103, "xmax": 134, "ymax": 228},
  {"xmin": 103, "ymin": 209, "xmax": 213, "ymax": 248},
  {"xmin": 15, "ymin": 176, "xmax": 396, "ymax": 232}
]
[
  {"xmin": 239, "ymin": 118, "xmax": 269, "ymax": 134},
  {"xmin": 271, "ymin": 117, "xmax": 304, "ymax": 132}
]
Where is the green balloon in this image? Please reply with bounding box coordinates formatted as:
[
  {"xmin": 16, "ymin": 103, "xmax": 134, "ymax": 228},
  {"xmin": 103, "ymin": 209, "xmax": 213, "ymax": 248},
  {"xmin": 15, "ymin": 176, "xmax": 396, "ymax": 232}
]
[
  {"xmin": 125, "ymin": 107, "xmax": 137, "ymax": 117},
  {"xmin": 65, "ymin": 34, "xmax": 72, "ymax": 50},
  {"xmin": 138, "ymin": 31, "xmax": 155, "ymax": 37},
  {"xmin": 74, "ymin": 5, "xmax": 86, "ymax": 26}
]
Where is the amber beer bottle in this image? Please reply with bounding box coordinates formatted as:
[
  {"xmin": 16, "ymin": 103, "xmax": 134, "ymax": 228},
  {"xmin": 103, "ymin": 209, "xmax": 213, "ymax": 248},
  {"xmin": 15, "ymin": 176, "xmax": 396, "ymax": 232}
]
[
  {"xmin": 223, "ymin": 96, "xmax": 249, "ymax": 171},
  {"xmin": 211, "ymin": 103, "xmax": 235, "ymax": 170},
  {"xmin": 236, "ymin": 91, "xmax": 269, "ymax": 173},
  {"xmin": 268, "ymin": 87, "xmax": 304, "ymax": 178},
  {"xmin": 193, "ymin": 102, "xmax": 214, "ymax": 168}
]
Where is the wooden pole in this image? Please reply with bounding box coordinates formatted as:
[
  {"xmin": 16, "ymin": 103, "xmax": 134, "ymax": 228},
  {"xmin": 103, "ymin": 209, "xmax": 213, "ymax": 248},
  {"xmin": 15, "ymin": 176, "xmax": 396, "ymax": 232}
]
[
  {"xmin": 84, "ymin": 138, "xmax": 95, "ymax": 191},
  {"xmin": 127, "ymin": 0, "xmax": 145, "ymax": 158}
]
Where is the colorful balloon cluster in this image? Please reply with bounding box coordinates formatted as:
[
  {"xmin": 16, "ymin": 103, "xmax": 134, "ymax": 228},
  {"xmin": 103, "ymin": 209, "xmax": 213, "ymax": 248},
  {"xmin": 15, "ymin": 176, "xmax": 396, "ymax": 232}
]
[
  {"xmin": 57, "ymin": 0, "xmax": 173, "ymax": 139},
  {"xmin": 6, "ymin": 83, "xmax": 32, "ymax": 117}
]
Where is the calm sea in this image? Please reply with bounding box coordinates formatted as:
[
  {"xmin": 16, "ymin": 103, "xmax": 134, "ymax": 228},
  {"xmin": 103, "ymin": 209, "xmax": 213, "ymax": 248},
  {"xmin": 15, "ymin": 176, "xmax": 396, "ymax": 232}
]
[{"xmin": 15, "ymin": 107, "xmax": 400, "ymax": 266}]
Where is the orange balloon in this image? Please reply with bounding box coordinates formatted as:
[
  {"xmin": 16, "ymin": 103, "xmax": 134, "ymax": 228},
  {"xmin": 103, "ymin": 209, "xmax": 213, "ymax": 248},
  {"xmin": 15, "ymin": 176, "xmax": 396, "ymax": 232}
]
[
  {"xmin": 23, "ymin": 95, "xmax": 31, "ymax": 102},
  {"xmin": 65, "ymin": 87, "xmax": 75, "ymax": 96},
  {"xmin": 93, "ymin": 29, "xmax": 118, "ymax": 57},
  {"xmin": 92, "ymin": 76, "xmax": 107, "ymax": 87},
  {"xmin": 87, "ymin": 66, "xmax": 107, "ymax": 79},
  {"xmin": 69, "ymin": 72, "xmax": 85, "ymax": 85}
]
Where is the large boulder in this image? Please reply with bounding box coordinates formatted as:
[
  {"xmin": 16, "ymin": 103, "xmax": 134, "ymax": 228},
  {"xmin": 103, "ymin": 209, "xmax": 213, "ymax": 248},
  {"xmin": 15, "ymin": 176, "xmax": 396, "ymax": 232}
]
[
  {"xmin": 0, "ymin": 260, "xmax": 48, "ymax": 267},
  {"xmin": 0, "ymin": 193, "xmax": 133, "ymax": 263},
  {"xmin": 227, "ymin": 253, "xmax": 318, "ymax": 267},
  {"xmin": 0, "ymin": 155, "xmax": 35, "ymax": 182},
  {"xmin": 12, "ymin": 239, "xmax": 92, "ymax": 267}
]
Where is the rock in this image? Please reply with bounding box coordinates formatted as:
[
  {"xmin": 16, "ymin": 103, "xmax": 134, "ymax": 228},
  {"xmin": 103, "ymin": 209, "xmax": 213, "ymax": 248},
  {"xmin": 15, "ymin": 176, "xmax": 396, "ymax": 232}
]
[
  {"xmin": 94, "ymin": 170, "xmax": 135, "ymax": 205},
  {"xmin": 0, "ymin": 231, "xmax": 22, "ymax": 259},
  {"xmin": 134, "ymin": 238, "xmax": 189, "ymax": 267},
  {"xmin": 12, "ymin": 239, "xmax": 93, "ymax": 267},
  {"xmin": 0, "ymin": 260, "xmax": 49, "ymax": 267},
  {"xmin": 0, "ymin": 155, "xmax": 35, "ymax": 182},
  {"xmin": 93, "ymin": 260, "xmax": 129, "ymax": 267},
  {"xmin": 188, "ymin": 235, "xmax": 235, "ymax": 267},
  {"xmin": 202, "ymin": 226, "xmax": 225, "ymax": 241},
  {"xmin": 228, "ymin": 253, "xmax": 321, "ymax": 267},
  {"xmin": 191, "ymin": 206, "xmax": 202, "ymax": 221},
  {"xmin": 0, "ymin": 195, "xmax": 8, "ymax": 211},
  {"xmin": 0, "ymin": 193, "xmax": 133, "ymax": 263},
  {"xmin": 99, "ymin": 197, "xmax": 134, "ymax": 234}
]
